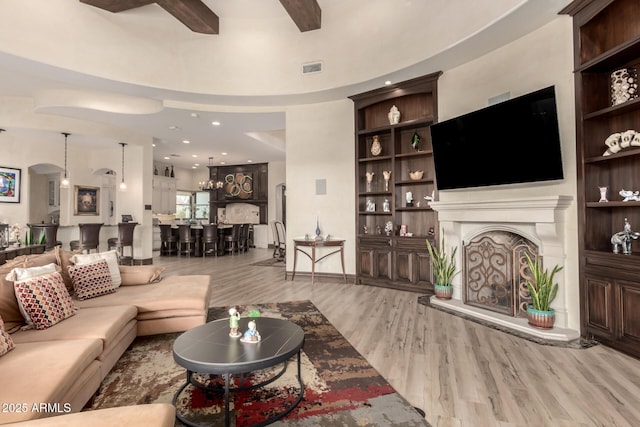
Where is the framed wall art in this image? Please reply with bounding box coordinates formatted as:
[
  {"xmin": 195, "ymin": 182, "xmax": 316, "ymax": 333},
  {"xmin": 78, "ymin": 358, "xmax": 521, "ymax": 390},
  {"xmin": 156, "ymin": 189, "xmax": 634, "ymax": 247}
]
[
  {"xmin": 0, "ymin": 166, "xmax": 21, "ymax": 203},
  {"xmin": 74, "ymin": 185, "xmax": 100, "ymax": 216},
  {"xmin": 223, "ymin": 173, "xmax": 253, "ymax": 199}
]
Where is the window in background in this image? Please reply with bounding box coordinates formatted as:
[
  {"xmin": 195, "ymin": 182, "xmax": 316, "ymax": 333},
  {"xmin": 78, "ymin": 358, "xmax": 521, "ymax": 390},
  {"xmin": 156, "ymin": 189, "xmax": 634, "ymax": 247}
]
[
  {"xmin": 176, "ymin": 191, "xmax": 192, "ymax": 219},
  {"xmin": 194, "ymin": 191, "xmax": 210, "ymax": 221}
]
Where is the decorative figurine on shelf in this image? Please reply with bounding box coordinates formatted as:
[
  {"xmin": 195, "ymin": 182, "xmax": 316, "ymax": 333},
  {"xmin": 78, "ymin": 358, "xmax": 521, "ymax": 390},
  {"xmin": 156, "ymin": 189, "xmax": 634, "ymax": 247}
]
[
  {"xmin": 388, "ymin": 105, "xmax": 400, "ymax": 125},
  {"xmin": 241, "ymin": 320, "xmax": 261, "ymax": 343},
  {"xmin": 384, "ymin": 221, "xmax": 393, "ymax": 236},
  {"xmin": 164, "ymin": 166, "xmax": 170, "ymax": 177},
  {"xmin": 366, "ymin": 199, "xmax": 375, "ymax": 212},
  {"xmin": 424, "ymin": 190, "xmax": 435, "ymax": 202},
  {"xmin": 376, "ymin": 225, "xmax": 382, "ymax": 235},
  {"xmin": 611, "ymin": 68, "xmax": 638, "ymax": 106},
  {"xmin": 620, "ymin": 189, "xmax": 640, "ymax": 201},
  {"xmin": 411, "ymin": 132, "xmax": 421, "ymax": 150},
  {"xmin": 599, "ymin": 186, "xmax": 609, "ymax": 203},
  {"xmin": 383, "ymin": 170, "xmax": 391, "ymax": 191},
  {"xmin": 365, "ymin": 171, "xmax": 375, "ymax": 192},
  {"xmin": 228, "ymin": 307, "xmax": 242, "ymax": 338},
  {"xmin": 363, "ymin": 225, "xmax": 368, "ymax": 234},
  {"xmin": 383, "ymin": 199, "xmax": 390, "ymax": 212},
  {"xmin": 170, "ymin": 165, "xmax": 175, "ymax": 178},
  {"xmin": 406, "ymin": 191, "xmax": 413, "ymax": 207},
  {"xmin": 370, "ymin": 135, "xmax": 382, "ymax": 157},
  {"xmin": 611, "ymin": 218, "xmax": 640, "ymax": 255}
]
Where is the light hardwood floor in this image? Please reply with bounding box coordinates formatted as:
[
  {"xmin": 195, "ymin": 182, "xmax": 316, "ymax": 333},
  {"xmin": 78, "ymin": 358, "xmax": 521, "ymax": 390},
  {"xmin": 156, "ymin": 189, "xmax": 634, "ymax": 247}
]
[{"xmin": 154, "ymin": 249, "xmax": 640, "ymax": 427}]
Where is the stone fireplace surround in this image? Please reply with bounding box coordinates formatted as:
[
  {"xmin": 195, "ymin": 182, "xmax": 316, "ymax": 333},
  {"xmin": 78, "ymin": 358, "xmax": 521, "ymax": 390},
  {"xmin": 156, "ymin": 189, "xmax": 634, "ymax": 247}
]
[{"xmin": 429, "ymin": 196, "xmax": 580, "ymax": 342}]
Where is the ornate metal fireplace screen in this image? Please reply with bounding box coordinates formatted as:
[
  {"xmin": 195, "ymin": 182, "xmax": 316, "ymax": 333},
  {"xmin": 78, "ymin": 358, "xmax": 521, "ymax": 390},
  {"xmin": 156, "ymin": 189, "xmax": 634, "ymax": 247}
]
[{"xmin": 463, "ymin": 231, "xmax": 538, "ymax": 318}]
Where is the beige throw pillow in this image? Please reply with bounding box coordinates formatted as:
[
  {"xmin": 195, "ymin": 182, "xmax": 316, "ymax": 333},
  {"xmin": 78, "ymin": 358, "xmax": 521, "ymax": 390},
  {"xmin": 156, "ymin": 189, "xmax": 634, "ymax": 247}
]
[{"xmin": 118, "ymin": 265, "xmax": 165, "ymax": 286}]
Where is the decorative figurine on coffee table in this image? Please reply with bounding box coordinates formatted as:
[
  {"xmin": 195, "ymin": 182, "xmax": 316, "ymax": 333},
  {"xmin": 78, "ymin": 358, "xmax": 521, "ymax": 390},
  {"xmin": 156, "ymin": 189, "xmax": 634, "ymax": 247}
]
[
  {"xmin": 241, "ymin": 320, "xmax": 261, "ymax": 343},
  {"xmin": 611, "ymin": 218, "xmax": 640, "ymax": 255},
  {"xmin": 228, "ymin": 307, "xmax": 242, "ymax": 338}
]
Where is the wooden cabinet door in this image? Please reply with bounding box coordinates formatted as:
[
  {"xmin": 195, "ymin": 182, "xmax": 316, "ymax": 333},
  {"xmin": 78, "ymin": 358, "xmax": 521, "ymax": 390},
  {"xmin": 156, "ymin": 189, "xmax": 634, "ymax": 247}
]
[
  {"xmin": 619, "ymin": 281, "xmax": 640, "ymax": 346},
  {"xmin": 358, "ymin": 237, "xmax": 392, "ymax": 283},
  {"xmin": 584, "ymin": 275, "xmax": 615, "ymax": 339}
]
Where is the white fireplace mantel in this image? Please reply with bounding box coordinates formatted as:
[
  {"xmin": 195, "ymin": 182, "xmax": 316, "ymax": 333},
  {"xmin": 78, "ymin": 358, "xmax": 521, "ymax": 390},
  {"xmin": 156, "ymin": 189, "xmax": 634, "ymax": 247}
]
[{"xmin": 428, "ymin": 195, "xmax": 579, "ymax": 341}]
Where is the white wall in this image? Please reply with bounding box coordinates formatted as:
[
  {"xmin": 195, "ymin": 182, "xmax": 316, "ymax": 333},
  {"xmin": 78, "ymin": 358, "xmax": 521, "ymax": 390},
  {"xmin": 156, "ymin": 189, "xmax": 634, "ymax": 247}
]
[
  {"xmin": 286, "ymin": 100, "xmax": 355, "ymax": 274},
  {"xmin": 436, "ymin": 16, "xmax": 580, "ymax": 329}
]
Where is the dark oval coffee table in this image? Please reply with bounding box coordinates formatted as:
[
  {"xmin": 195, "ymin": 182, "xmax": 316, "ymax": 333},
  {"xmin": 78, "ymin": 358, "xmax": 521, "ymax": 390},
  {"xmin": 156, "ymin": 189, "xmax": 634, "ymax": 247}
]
[{"xmin": 173, "ymin": 317, "xmax": 305, "ymax": 427}]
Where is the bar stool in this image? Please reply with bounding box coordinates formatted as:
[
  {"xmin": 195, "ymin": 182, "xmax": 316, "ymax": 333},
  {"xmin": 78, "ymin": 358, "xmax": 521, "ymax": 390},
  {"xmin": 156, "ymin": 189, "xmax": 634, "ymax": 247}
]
[
  {"xmin": 159, "ymin": 224, "xmax": 178, "ymax": 256},
  {"xmin": 107, "ymin": 222, "xmax": 138, "ymax": 265},
  {"xmin": 201, "ymin": 223, "xmax": 218, "ymax": 257},
  {"xmin": 27, "ymin": 223, "xmax": 61, "ymax": 250},
  {"xmin": 177, "ymin": 224, "xmax": 195, "ymax": 257},
  {"xmin": 224, "ymin": 224, "xmax": 242, "ymax": 255},
  {"xmin": 69, "ymin": 223, "xmax": 103, "ymax": 253}
]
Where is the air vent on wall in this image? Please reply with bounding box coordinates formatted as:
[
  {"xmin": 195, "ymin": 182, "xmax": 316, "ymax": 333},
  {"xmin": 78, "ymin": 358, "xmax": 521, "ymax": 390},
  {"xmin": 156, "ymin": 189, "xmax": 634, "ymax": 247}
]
[{"xmin": 302, "ymin": 61, "xmax": 323, "ymax": 74}]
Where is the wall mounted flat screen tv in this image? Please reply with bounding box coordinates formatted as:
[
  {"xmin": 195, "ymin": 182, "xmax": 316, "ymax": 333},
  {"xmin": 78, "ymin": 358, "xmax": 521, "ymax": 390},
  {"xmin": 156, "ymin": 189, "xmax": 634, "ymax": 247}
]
[{"xmin": 430, "ymin": 86, "xmax": 563, "ymax": 190}]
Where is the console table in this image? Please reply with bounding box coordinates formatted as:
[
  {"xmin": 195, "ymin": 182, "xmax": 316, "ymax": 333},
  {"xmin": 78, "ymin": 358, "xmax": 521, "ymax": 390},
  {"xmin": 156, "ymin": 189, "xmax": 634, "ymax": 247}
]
[{"xmin": 291, "ymin": 238, "xmax": 347, "ymax": 285}]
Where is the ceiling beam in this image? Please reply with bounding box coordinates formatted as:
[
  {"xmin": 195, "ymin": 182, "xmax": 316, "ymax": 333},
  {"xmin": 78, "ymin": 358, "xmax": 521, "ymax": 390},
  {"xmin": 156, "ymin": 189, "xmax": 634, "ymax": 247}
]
[
  {"xmin": 80, "ymin": 0, "xmax": 155, "ymax": 13},
  {"xmin": 156, "ymin": 0, "xmax": 219, "ymax": 34},
  {"xmin": 80, "ymin": 0, "xmax": 219, "ymax": 34},
  {"xmin": 278, "ymin": 0, "xmax": 321, "ymax": 32}
]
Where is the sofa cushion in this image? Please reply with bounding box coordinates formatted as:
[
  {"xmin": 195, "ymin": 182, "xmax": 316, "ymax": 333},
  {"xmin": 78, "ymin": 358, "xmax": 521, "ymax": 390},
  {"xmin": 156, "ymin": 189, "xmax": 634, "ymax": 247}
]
[
  {"xmin": 0, "ymin": 314, "xmax": 14, "ymax": 357},
  {"xmin": 13, "ymin": 271, "xmax": 77, "ymax": 330},
  {"xmin": 0, "ymin": 338, "xmax": 102, "ymax": 424},
  {"xmin": 68, "ymin": 260, "xmax": 116, "ymax": 300},
  {"xmin": 71, "ymin": 250, "xmax": 121, "ymax": 287},
  {"xmin": 54, "ymin": 246, "xmax": 82, "ymax": 290},
  {"xmin": 0, "ymin": 262, "xmax": 26, "ymax": 332},
  {"xmin": 118, "ymin": 265, "xmax": 165, "ymax": 286},
  {"xmin": 7, "ymin": 403, "xmax": 176, "ymax": 427}
]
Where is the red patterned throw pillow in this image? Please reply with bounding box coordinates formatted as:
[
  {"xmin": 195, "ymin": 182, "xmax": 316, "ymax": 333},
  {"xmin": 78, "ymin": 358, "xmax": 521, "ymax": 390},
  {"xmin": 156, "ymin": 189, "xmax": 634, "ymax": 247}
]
[
  {"xmin": 13, "ymin": 271, "xmax": 77, "ymax": 330},
  {"xmin": 68, "ymin": 259, "xmax": 117, "ymax": 300},
  {"xmin": 0, "ymin": 314, "xmax": 15, "ymax": 357}
]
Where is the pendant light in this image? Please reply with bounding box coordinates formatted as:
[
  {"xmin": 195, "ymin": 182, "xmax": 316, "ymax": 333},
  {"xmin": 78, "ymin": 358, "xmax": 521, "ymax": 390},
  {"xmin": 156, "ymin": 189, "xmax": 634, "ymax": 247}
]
[
  {"xmin": 61, "ymin": 132, "xmax": 70, "ymax": 189},
  {"xmin": 119, "ymin": 142, "xmax": 128, "ymax": 191}
]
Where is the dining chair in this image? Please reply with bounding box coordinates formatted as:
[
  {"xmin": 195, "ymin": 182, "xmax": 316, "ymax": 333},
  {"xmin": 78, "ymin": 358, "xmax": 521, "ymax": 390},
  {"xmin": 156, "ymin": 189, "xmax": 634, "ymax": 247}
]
[
  {"xmin": 159, "ymin": 224, "xmax": 178, "ymax": 256},
  {"xmin": 238, "ymin": 223, "xmax": 251, "ymax": 253},
  {"xmin": 177, "ymin": 224, "xmax": 195, "ymax": 257},
  {"xmin": 273, "ymin": 220, "xmax": 286, "ymax": 261},
  {"xmin": 107, "ymin": 222, "xmax": 138, "ymax": 265},
  {"xmin": 70, "ymin": 223, "xmax": 104, "ymax": 253},
  {"xmin": 224, "ymin": 224, "xmax": 242, "ymax": 255},
  {"xmin": 201, "ymin": 223, "xmax": 218, "ymax": 257},
  {"xmin": 27, "ymin": 223, "xmax": 61, "ymax": 250}
]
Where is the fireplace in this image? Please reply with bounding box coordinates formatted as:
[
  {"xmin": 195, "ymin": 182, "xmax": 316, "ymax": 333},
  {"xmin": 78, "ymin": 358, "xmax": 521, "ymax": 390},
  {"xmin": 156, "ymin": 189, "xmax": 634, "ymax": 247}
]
[{"xmin": 429, "ymin": 196, "xmax": 579, "ymax": 341}]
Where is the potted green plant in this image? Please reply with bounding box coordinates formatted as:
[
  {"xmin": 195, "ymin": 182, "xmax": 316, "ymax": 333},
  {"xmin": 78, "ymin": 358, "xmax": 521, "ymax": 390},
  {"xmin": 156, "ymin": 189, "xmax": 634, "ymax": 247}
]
[
  {"xmin": 524, "ymin": 253, "xmax": 562, "ymax": 329},
  {"xmin": 426, "ymin": 232, "xmax": 458, "ymax": 299}
]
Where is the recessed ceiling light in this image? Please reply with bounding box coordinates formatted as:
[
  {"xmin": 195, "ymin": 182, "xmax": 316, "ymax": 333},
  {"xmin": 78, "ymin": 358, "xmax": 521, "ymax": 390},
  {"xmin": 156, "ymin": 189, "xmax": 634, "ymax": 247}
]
[
  {"xmin": 247, "ymin": 160, "xmax": 253, "ymax": 163},
  {"xmin": 163, "ymin": 156, "xmax": 170, "ymax": 160},
  {"xmin": 183, "ymin": 140, "xmax": 190, "ymax": 144},
  {"xmin": 192, "ymin": 154, "xmax": 198, "ymax": 158},
  {"xmin": 385, "ymin": 80, "xmax": 392, "ymax": 85},
  {"xmin": 190, "ymin": 112, "xmax": 199, "ymax": 118},
  {"xmin": 152, "ymin": 143, "xmax": 156, "ymax": 147},
  {"xmin": 168, "ymin": 125, "xmax": 180, "ymax": 130},
  {"xmin": 221, "ymin": 152, "xmax": 228, "ymax": 156},
  {"xmin": 194, "ymin": 163, "xmax": 200, "ymax": 166},
  {"xmin": 191, "ymin": 166, "xmax": 197, "ymax": 169},
  {"xmin": 211, "ymin": 121, "xmax": 221, "ymax": 126},
  {"xmin": 220, "ymin": 161, "xmax": 226, "ymax": 165}
]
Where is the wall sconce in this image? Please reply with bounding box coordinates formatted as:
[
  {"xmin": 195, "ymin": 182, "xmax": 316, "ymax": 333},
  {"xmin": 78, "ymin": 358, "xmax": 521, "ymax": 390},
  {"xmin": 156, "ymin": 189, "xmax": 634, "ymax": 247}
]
[
  {"xmin": 61, "ymin": 132, "xmax": 70, "ymax": 189},
  {"xmin": 119, "ymin": 142, "xmax": 128, "ymax": 191}
]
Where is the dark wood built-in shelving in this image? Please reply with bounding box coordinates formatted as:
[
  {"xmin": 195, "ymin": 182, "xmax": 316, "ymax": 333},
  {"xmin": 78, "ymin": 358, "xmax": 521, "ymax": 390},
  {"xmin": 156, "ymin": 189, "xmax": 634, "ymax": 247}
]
[
  {"xmin": 563, "ymin": 0, "xmax": 640, "ymax": 359},
  {"xmin": 349, "ymin": 72, "xmax": 441, "ymax": 293}
]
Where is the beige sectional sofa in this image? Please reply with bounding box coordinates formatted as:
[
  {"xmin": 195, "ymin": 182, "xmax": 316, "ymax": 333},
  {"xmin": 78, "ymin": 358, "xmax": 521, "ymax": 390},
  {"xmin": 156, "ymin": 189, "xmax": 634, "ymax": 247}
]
[{"xmin": 0, "ymin": 248, "xmax": 211, "ymax": 425}]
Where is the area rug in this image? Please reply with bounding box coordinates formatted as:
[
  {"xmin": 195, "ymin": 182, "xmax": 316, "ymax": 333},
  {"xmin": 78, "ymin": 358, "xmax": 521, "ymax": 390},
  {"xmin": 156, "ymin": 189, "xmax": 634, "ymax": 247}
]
[
  {"xmin": 89, "ymin": 300, "xmax": 429, "ymax": 426},
  {"xmin": 417, "ymin": 295, "xmax": 598, "ymax": 349},
  {"xmin": 250, "ymin": 258, "xmax": 285, "ymax": 267}
]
